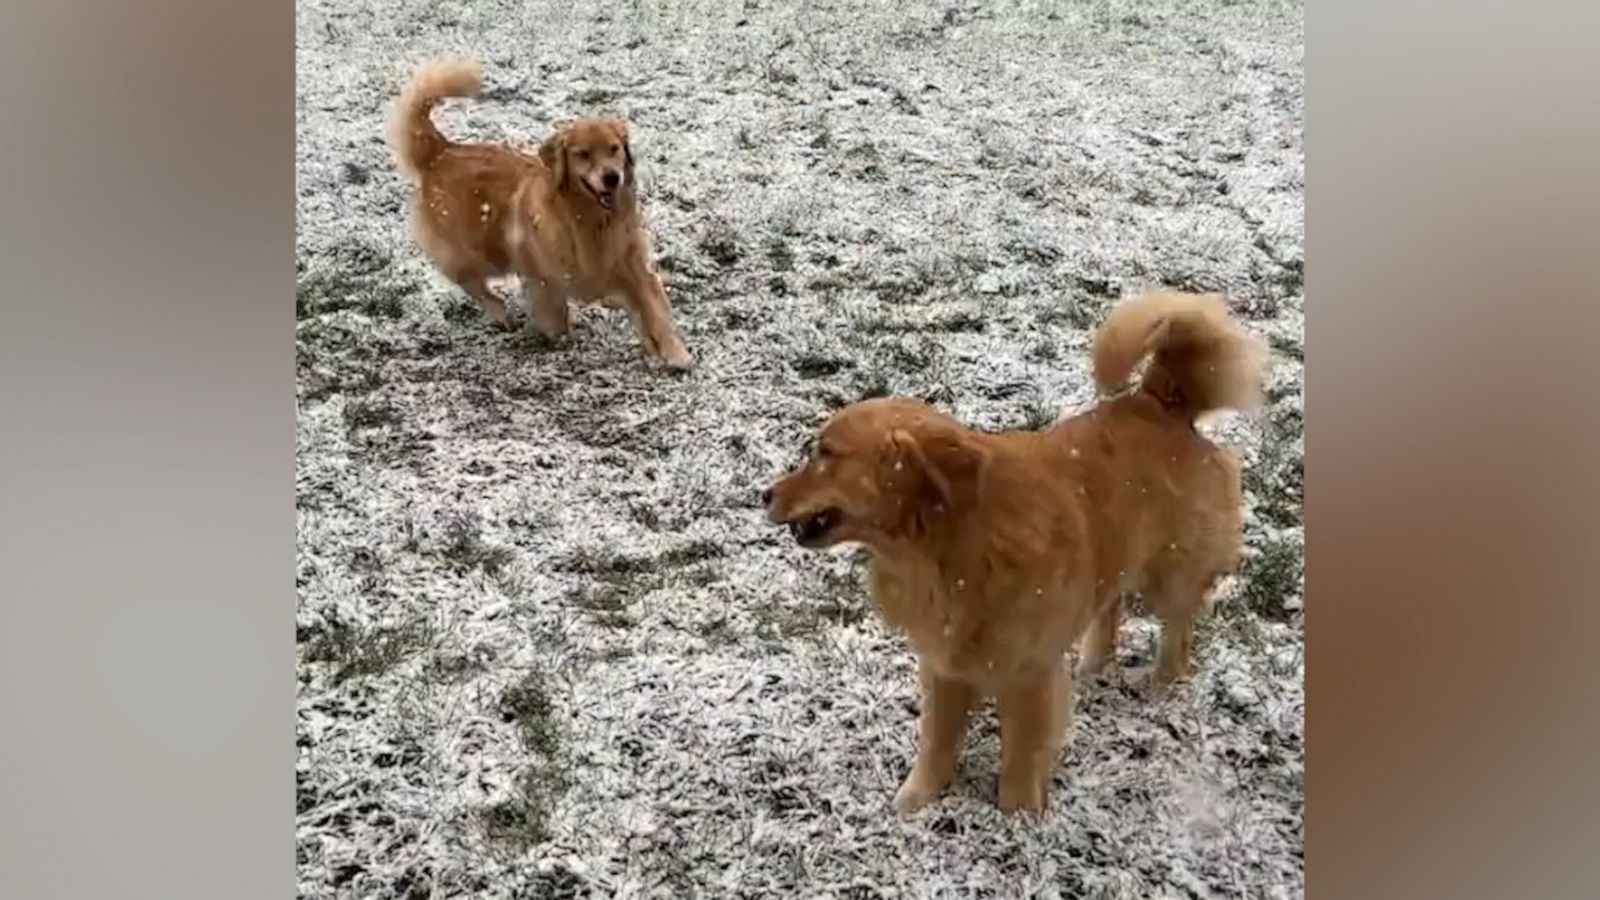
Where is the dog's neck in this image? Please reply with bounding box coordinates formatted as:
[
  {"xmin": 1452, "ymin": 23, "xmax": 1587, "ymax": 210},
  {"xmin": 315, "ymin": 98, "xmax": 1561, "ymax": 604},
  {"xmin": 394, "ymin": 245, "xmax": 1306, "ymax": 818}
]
[
  {"xmin": 865, "ymin": 514, "xmax": 972, "ymax": 577},
  {"xmin": 865, "ymin": 538, "xmax": 995, "ymax": 628}
]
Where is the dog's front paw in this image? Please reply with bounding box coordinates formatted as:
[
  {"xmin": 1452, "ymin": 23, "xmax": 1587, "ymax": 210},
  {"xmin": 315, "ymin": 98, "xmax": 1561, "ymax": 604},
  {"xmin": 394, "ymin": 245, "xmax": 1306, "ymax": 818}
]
[
  {"xmin": 998, "ymin": 774, "xmax": 1048, "ymax": 815},
  {"xmin": 660, "ymin": 343, "xmax": 693, "ymax": 372},
  {"xmin": 892, "ymin": 774, "xmax": 944, "ymax": 815}
]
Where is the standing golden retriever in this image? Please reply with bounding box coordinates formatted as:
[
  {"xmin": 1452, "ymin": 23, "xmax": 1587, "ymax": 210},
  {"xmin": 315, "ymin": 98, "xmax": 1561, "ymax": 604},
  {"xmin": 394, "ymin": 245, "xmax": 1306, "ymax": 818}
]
[
  {"xmin": 763, "ymin": 292, "xmax": 1265, "ymax": 813},
  {"xmin": 387, "ymin": 58, "xmax": 692, "ymax": 370}
]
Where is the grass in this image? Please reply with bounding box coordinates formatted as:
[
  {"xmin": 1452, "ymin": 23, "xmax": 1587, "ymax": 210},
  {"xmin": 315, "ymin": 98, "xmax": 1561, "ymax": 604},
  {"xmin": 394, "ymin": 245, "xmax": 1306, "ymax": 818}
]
[
  {"xmin": 792, "ymin": 352, "xmax": 852, "ymax": 379},
  {"xmin": 295, "ymin": 236, "xmax": 419, "ymax": 322},
  {"xmin": 437, "ymin": 511, "xmax": 518, "ymax": 577},
  {"xmin": 480, "ymin": 770, "xmax": 568, "ymax": 853},
  {"xmin": 698, "ymin": 226, "xmax": 743, "ymax": 268},
  {"xmin": 766, "ymin": 236, "xmax": 796, "ymax": 272},
  {"xmin": 1020, "ymin": 398, "xmax": 1061, "ymax": 431},
  {"xmin": 499, "ymin": 669, "xmax": 563, "ymax": 756},
  {"xmin": 551, "ymin": 540, "xmax": 726, "ymax": 629},
  {"xmin": 482, "ymin": 669, "xmax": 573, "ymax": 853},
  {"xmin": 570, "ymin": 582, "xmax": 635, "ymax": 629},
  {"xmin": 753, "ymin": 600, "xmax": 827, "ymax": 644},
  {"xmin": 553, "ymin": 539, "xmax": 724, "ymax": 577},
  {"xmin": 342, "ymin": 395, "xmax": 402, "ymax": 432},
  {"xmin": 422, "ymin": 649, "xmax": 490, "ymax": 684},
  {"xmin": 753, "ymin": 564, "xmax": 869, "ymax": 644},
  {"xmin": 1239, "ymin": 537, "xmax": 1303, "ymax": 622},
  {"xmin": 302, "ymin": 620, "xmax": 431, "ymax": 685},
  {"xmin": 296, "ymin": 267, "xmax": 414, "ymax": 321},
  {"xmin": 1194, "ymin": 597, "xmax": 1267, "ymax": 655},
  {"xmin": 847, "ymin": 366, "xmax": 893, "ymax": 405},
  {"xmin": 295, "ymin": 316, "xmax": 381, "ymax": 403},
  {"xmin": 1269, "ymin": 331, "xmax": 1305, "ymax": 362},
  {"xmin": 1232, "ymin": 377, "xmax": 1306, "ymax": 621},
  {"xmin": 1245, "ymin": 397, "xmax": 1306, "ymax": 531},
  {"xmin": 856, "ymin": 307, "xmax": 987, "ymax": 335}
]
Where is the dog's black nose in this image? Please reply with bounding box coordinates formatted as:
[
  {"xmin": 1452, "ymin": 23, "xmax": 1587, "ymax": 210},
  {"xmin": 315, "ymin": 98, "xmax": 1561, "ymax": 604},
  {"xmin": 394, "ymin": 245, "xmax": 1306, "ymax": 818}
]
[
  {"xmin": 760, "ymin": 487, "xmax": 773, "ymax": 506},
  {"xmin": 601, "ymin": 170, "xmax": 621, "ymax": 189}
]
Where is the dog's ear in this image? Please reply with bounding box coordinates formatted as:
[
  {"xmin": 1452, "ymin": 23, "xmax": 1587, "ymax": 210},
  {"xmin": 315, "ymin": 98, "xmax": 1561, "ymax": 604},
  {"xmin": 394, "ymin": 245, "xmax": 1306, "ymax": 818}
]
[
  {"xmin": 886, "ymin": 427, "xmax": 985, "ymax": 523},
  {"xmin": 539, "ymin": 128, "xmax": 568, "ymax": 187},
  {"xmin": 610, "ymin": 118, "xmax": 635, "ymax": 185}
]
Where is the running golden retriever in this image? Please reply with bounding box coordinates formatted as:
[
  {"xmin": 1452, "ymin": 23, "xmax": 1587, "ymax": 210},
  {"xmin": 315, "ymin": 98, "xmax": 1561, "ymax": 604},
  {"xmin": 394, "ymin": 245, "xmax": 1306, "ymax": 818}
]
[
  {"xmin": 764, "ymin": 292, "xmax": 1265, "ymax": 813},
  {"xmin": 388, "ymin": 58, "xmax": 692, "ymax": 370}
]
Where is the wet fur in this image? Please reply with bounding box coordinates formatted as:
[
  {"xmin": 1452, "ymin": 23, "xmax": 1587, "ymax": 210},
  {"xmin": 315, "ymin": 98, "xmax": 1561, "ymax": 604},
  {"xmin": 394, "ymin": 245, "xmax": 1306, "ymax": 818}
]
[
  {"xmin": 387, "ymin": 57, "xmax": 692, "ymax": 369},
  {"xmin": 765, "ymin": 292, "xmax": 1265, "ymax": 813}
]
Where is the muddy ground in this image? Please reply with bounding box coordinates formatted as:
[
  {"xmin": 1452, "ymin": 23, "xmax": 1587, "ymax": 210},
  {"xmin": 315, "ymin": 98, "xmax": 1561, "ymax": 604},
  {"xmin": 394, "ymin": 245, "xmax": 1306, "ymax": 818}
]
[{"xmin": 296, "ymin": 1, "xmax": 1303, "ymax": 896}]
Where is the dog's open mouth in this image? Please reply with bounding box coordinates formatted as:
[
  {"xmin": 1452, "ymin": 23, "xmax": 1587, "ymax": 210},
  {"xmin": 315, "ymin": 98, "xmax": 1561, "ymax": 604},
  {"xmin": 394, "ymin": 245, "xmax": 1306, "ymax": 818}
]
[
  {"xmin": 786, "ymin": 508, "xmax": 841, "ymax": 546},
  {"xmin": 585, "ymin": 181, "xmax": 615, "ymax": 209}
]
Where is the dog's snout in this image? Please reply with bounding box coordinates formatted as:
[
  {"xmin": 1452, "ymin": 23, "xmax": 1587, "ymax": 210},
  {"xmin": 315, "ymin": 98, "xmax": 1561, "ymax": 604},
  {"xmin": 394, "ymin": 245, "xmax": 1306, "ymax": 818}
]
[
  {"xmin": 760, "ymin": 487, "xmax": 774, "ymax": 506},
  {"xmin": 601, "ymin": 170, "xmax": 621, "ymax": 189}
]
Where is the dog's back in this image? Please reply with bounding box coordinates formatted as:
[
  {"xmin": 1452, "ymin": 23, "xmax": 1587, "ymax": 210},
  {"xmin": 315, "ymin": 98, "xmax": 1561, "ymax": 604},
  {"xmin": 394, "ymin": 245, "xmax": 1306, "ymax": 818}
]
[
  {"xmin": 1070, "ymin": 292, "xmax": 1266, "ymax": 686},
  {"xmin": 388, "ymin": 58, "xmax": 546, "ymax": 289},
  {"xmin": 1051, "ymin": 393, "xmax": 1243, "ymax": 598},
  {"xmin": 410, "ymin": 144, "xmax": 538, "ymax": 277}
]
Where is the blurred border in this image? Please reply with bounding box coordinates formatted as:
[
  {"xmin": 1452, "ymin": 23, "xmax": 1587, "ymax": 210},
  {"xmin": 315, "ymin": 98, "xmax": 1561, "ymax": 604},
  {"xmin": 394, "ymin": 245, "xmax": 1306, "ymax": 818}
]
[
  {"xmin": 0, "ymin": 1, "xmax": 291, "ymax": 896},
  {"xmin": 1310, "ymin": 0, "xmax": 1600, "ymax": 895},
  {"xmin": 3, "ymin": 0, "xmax": 1599, "ymax": 897}
]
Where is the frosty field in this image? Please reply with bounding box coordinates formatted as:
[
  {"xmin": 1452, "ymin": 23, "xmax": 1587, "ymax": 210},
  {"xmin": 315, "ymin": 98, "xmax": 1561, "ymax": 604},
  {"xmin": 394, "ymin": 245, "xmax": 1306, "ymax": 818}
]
[{"xmin": 296, "ymin": 1, "xmax": 1304, "ymax": 896}]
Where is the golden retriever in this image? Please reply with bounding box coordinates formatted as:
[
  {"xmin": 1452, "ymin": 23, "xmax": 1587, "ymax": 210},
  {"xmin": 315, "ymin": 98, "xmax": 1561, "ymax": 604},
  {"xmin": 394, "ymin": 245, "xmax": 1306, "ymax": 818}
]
[
  {"xmin": 387, "ymin": 58, "xmax": 692, "ymax": 370},
  {"xmin": 763, "ymin": 292, "xmax": 1266, "ymax": 813}
]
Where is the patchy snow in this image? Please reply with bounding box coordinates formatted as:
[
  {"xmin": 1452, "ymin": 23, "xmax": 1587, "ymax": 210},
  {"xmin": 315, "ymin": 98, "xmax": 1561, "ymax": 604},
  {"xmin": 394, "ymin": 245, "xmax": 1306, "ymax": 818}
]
[{"xmin": 296, "ymin": 0, "xmax": 1303, "ymax": 896}]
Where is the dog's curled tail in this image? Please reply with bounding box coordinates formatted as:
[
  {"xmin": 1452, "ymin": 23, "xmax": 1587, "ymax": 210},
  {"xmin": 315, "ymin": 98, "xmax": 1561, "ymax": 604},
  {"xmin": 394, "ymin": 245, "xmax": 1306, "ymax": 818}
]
[
  {"xmin": 1092, "ymin": 291, "xmax": 1267, "ymax": 420},
  {"xmin": 387, "ymin": 57, "xmax": 483, "ymax": 183}
]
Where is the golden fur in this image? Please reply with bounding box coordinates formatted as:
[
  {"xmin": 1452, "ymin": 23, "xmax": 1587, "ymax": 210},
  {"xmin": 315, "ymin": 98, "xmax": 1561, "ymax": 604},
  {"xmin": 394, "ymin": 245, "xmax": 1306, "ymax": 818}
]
[
  {"xmin": 387, "ymin": 58, "xmax": 692, "ymax": 369},
  {"xmin": 764, "ymin": 292, "xmax": 1266, "ymax": 813}
]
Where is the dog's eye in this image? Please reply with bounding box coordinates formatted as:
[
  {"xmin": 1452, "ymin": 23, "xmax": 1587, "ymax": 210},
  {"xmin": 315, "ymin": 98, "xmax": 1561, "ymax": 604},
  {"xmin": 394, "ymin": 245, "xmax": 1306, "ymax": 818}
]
[
  {"xmin": 609, "ymin": 143, "xmax": 620, "ymax": 155},
  {"xmin": 814, "ymin": 442, "xmax": 834, "ymax": 460},
  {"xmin": 576, "ymin": 149, "xmax": 591, "ymax": 161}
]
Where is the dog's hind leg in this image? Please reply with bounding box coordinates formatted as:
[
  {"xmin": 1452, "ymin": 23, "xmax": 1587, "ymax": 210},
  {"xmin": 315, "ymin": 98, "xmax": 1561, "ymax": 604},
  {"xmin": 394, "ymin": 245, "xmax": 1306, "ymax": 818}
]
[
  {"xmin": 1075, "ymin": 593, "xmax": 1122, "ymax": 678},
  {"xmin": 448, "ymin": 269, "xmax": 510, "ymax": 328},
  {"xmin": 1147, "ymin": 578, "xmax": 1207, "ymax": 695},
  {"xmin": 521, "ymin": 277, "xmax": 570, "ymax": 337}
]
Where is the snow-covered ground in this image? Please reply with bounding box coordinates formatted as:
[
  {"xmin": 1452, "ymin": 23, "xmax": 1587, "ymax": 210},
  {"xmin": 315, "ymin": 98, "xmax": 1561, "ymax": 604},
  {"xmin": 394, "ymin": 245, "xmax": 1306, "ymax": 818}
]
[{"xmin": 296, "ymin": 1, "xmax": 1303, "ymax": 896}]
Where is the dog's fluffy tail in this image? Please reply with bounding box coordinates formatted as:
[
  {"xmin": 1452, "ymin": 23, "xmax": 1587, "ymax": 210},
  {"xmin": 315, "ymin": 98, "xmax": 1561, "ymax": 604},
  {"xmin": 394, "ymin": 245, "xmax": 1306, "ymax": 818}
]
[
  {"xmin": 1092, "ymin": 292, "xmax": 1267, "ymax": 420},
  {"xmin": 387, "ymin": 57, "xmax": 483, "ymax": 183}
]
